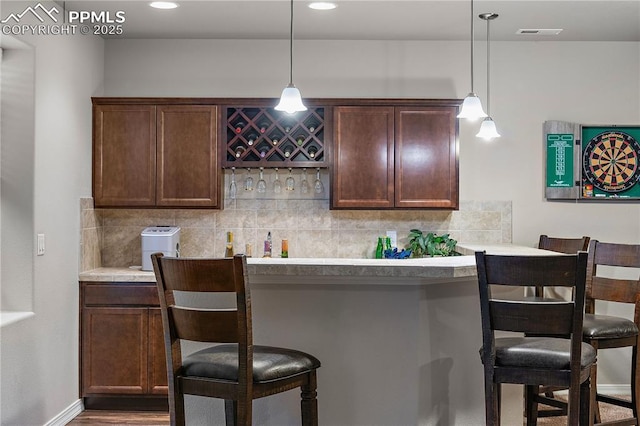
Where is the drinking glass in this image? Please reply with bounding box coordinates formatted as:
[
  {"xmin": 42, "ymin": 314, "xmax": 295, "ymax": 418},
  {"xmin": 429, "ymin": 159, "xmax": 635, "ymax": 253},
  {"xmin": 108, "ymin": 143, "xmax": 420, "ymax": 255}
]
[
  {"xmin": 257, "ymin": 167, "xmax": 267, "ymax": 193},
  {"xmin": 244, "ymin": 168, "xmax": 254, "ymax": 191},
  {"xmin": 314, "ymin": 168, "xmax": 324, "ymax": 194},
  {"xmin": 273, "ymin": 168, "xmax": 282, "ymax": 193},
  {"xmin": 229, "ymin": 167, "xmax": 237, "ymax": 199},
  {"xmin": 285, "ymin": 168, "xmax": 295, "ymax": 191},
  {"xmin": 301, "ymin": 168, "xmax": 310, "ymax": 194}
]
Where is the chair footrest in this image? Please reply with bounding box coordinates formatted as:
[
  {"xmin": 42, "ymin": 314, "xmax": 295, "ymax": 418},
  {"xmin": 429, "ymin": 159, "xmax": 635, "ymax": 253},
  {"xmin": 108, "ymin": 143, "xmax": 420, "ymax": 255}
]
[{"xmin": 597, "ymin": 394, "xmax": 633, "ymax": 409}]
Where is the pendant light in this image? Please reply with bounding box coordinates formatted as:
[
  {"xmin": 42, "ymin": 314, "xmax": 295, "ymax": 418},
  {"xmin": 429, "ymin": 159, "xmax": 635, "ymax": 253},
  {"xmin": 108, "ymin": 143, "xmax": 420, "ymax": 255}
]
[
  {"xmin": 457, "ymin": 0, "xmax": 487, "ymax": 121},
  {"xmin": 476, "ymin": 13, "xmax": 501, "ymax": 140},
  {"xmin": 275, "ymin": 0, "xmax": 307, "ymax": 114}
]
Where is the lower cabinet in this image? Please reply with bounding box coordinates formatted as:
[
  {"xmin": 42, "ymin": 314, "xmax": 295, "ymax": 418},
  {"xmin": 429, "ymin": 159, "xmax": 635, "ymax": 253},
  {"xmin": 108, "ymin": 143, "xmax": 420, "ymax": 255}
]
[{"xmin": 80, "ymin": 282, "xmax": 168, "ymax": 409}]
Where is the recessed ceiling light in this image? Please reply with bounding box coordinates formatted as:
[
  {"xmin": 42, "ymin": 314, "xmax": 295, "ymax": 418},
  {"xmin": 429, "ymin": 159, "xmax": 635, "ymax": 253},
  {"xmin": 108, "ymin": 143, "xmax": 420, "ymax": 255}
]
[
  {"xmin": 308, "ymin": 2, "xmax": 337, "ymax": 11},
  {"xmin": 516, "ymin": 29, "xmax": 563, "ymax": 36},
  {"xmin": 149, "ymin": 2, "xmax": 179, "ymax": 9}
]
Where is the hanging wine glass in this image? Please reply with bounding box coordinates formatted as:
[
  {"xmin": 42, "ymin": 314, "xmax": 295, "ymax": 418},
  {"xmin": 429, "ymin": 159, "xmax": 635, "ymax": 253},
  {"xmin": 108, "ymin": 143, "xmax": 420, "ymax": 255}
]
[
  {"xmin": 301, "ymin": 168, "xmax": 310, "ymax": 194},
  {"xmin": 244, "ymin": 168, "xmax": 254, "ymax": 191},
  {"xmin": 229, "ymin": 167, "xmax": 238, "ymax": 199},
  {"xmin": 314, "ymin": 168, "xmax": 324, "ymax": 194},
  {"xmin": 257, "ymin": 167, "xmax": 267, "ymax": 193},
  {"xmin": 273, "ymin": 168, "xmax": 282, "ymax": 193},
  {"xmin": 285, "ymin": 168, "xmax": 295, "ymax": 191}
]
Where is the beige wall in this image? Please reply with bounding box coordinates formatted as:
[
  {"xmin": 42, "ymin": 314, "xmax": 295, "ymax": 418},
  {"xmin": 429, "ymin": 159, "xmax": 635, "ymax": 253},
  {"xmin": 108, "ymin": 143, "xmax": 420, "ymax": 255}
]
[{"xmin": 101, "ymin": 38, "xmax": 640, "ymax": 416}]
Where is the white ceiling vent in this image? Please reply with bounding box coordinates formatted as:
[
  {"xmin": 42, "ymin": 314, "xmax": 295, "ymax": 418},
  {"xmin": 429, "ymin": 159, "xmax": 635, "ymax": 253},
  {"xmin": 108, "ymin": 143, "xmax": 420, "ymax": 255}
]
[{"xmin": 516, "ymin": 29, "xmax": 563, "ymax": 36}]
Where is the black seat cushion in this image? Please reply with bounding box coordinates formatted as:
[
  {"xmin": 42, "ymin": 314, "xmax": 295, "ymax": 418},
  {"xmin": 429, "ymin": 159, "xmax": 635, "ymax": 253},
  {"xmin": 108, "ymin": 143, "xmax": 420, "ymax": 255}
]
[
  {"xmin": 583, "ymin": 313, "xmax": 639, "ymax": 340},
  {"xmin": 181, "ymin": 344, "xmax": 321, "ymax": 383},
  {"xmin": 483, "ymin": 337, "xmax": 596, "ymax": 370}
]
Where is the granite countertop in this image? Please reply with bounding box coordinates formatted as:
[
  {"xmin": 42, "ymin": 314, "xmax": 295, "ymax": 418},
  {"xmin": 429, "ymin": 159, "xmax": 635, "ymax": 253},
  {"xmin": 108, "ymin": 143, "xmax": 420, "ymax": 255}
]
[{"xmin": 78, "ymin": 244, "xmax": 552, "ymax": 284}]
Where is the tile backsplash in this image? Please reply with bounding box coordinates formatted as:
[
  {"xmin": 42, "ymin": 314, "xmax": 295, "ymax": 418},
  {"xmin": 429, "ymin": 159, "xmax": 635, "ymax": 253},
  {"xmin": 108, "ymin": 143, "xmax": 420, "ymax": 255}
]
[{"xmin": 80, "ymin": 192, "xmax": 511, "ymax": 271}]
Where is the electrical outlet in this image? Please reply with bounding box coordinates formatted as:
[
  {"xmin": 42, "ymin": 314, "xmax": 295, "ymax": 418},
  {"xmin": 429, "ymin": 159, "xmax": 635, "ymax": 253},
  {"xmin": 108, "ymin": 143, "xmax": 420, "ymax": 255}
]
[{"xmin": 37, "ymin": 234, "xmax": 45, "ymax": 256}]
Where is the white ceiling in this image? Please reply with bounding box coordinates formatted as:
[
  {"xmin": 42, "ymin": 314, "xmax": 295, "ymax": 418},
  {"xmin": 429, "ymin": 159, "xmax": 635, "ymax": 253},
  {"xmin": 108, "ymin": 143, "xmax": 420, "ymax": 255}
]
[{"xmin": 62, "ymin": 0, "xmax": 640, "ymax": 41}]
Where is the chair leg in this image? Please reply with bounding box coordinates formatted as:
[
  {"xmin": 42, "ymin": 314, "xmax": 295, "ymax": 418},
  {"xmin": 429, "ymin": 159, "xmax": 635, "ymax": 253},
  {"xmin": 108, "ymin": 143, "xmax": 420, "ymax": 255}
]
[
  {"xmin": 224, "ymin": 400, "xmax": 237, "ymax": 426},
  {"xmin": 171, "ymin": 380, "xmax": 186, "ymax": 426},
  {"xmin": 567, "ymin": 378, "xmax": 582, "ymax": 426},
  {"xmin": 579, "ymin": 377, "xmax": 593, "ymax": 426},
  {"xmin": 525, "ymin": 385, "xmax": 539, "ymax": 426},
  {"xmin": 589, "ymin": 349, "xmax": 601, "ymax": 424},
  {"xmin": 301, "ymin": 372, "xmax": 319, "ymax": 426},
  {"xmin": 484, "ymin": 379, "xmax": 500, "ymax": 426},
  {"xmin": 632, "ymin": 340, "xmax": 640, "ymax": 421}
]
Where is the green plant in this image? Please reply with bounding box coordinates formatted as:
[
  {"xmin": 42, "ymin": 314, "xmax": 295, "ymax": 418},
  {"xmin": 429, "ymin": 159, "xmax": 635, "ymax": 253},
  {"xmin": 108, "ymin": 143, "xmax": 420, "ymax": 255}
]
[{"xmin": 407, "ymin": 229, "xmax": 458, "ymax": 257}]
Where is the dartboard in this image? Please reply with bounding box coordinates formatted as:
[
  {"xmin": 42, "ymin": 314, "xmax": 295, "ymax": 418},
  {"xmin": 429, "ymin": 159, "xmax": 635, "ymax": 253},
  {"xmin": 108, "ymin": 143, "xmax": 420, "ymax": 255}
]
[{"xmin": 583, "ymin": 131, "xmax": 640, "ymax": 193}]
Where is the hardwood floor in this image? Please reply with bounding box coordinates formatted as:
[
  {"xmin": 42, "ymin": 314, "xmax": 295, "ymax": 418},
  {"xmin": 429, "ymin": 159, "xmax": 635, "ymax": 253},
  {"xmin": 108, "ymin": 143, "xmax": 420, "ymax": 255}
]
[{"xmin": 67, "ymin": 410, "xmax": 169, "ymax": 425}]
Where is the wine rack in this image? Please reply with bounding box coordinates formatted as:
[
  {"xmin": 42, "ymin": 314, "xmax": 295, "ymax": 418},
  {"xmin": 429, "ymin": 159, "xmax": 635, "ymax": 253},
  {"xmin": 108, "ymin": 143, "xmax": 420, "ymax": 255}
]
[{"xmin": 223, "ymin": 106, "xmax": 327, "ymax": 168}]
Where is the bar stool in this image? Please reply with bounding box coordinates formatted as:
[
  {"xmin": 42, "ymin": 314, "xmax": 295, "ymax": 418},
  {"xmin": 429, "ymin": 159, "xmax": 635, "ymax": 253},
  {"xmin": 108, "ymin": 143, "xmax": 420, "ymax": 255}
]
[
  {"xmin": 476, "ymin": 251, "xmax": 594, "ymax": 425},
  {"xmin": 152, "ymin": 253, "xmax": 321, "ymax": 426}
]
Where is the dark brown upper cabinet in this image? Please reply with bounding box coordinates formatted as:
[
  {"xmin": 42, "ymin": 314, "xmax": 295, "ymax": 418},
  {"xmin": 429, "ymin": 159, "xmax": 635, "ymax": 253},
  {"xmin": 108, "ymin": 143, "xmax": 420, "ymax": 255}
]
[
  {"xmin": 93, "ymin": 99, "xmax": 220, "ymax": 208},
  {"xmin": 332, "ymin": 100, "xmax": 460, "ymax": 209}
]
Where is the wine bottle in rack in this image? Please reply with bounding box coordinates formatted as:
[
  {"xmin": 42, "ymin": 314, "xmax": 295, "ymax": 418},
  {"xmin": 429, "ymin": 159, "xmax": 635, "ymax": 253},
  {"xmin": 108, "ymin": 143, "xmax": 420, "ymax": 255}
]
[
  {"xmin": 296, "ymin": 135, "xmax": 305, "ymax": 146},
  {"xmin": 259, "ymin": 148, "xmax": 268, "ymax": 158},
  {"xmin": 235, "ymin": 146, "xmax": 246, "ymax": 158},
  {"xmin": 284, "ymin": 147, "xmax": 292, "ymax": 158},
  {"xmin": 247, "ymin": 134, "xmax": 257, "ymax": 146},
  {"xmin": 259, "ymin": 122, "xmax": 269, "ymax": 133},
  {"xmin": 308, "ymin": 146, "xmax": 318, "ymax": 159},
  {"xmin": 234, "ymin": 121, "xmax": 245, "ymax": 134}
]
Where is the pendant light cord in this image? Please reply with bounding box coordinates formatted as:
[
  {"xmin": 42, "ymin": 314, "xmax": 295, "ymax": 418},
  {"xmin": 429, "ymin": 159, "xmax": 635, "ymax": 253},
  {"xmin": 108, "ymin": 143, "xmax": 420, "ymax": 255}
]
[
  {"xmin": 288, "ymin": 0, "xmax": 294, "ymax": 85},
  {"xmin": 486, "ymin": 17, "xmax": 491, "ymax": 115},
  {"xmin": 470, "ymin": 0, "xmax": 475, "ymax": 93}
]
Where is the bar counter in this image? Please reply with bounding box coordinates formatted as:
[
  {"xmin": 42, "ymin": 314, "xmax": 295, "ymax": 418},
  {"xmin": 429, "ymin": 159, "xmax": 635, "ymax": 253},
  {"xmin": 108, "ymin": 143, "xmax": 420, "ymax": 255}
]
[
  {"xmin": 79, "ymin": 244, "xmax": 545, "ymax": 425},
  {"xmin": 78, "ymin": 243, "xmax": 548, "ymax": 284}
]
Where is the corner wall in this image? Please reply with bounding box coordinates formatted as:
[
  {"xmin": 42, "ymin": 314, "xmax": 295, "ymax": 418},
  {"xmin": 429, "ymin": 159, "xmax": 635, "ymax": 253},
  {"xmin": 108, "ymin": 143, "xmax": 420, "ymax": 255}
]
[{"xmin": 0, "ymin": 1, "xmax": 104, "ymax": 422}]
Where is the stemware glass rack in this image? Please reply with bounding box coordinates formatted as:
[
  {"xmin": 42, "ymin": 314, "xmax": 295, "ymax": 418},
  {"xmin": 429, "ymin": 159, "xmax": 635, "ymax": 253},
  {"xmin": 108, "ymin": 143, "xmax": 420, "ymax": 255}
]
[{"xmin": 223, "ymin": 106, "xmax": 327, "ymax": 168}]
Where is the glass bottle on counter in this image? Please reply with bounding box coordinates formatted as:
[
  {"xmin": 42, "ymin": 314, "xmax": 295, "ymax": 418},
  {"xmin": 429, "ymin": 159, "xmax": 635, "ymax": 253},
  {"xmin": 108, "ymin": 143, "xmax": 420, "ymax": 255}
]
[
  {"xmin": 263, "ymin": 231, "xmax": 272, "ymax": 257},
  {"xmin": 225, "ymin": 231, "xmax": 234, "ymax": 257},
  {"xmin": 375, "ymin": 237, "xmax": 384, "ymax": 259},
  {"xmin": 281, "ymin": 239, "xmax": 289, "ymax": 258}
]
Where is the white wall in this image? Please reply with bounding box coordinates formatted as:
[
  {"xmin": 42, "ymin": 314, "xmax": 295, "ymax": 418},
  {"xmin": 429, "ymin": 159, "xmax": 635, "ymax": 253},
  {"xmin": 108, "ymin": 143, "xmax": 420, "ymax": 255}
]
[
  {"xmin": 0, "ymin": 1, "xmax": 104, "ymax": 423},
  {"xmin": 103, "ymin": 38, "xmax": 640, "ymax": 421}
]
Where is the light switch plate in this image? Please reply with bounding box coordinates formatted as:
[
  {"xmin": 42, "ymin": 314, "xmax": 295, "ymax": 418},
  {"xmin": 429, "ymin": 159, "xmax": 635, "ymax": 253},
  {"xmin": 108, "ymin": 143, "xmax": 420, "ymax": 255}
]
[{"xmin": 37, "ymin": 234, "xmax": 45, "ymax": 256}]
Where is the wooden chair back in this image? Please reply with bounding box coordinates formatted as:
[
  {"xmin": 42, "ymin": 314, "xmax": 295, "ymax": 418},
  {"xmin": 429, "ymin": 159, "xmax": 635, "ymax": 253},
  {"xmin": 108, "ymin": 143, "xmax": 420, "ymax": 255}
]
[
  {"xmin": 478, "ymin": 252, "xmax": 588, "ymax": 338},
  {"xmin": 535, "ymin": 235, "xmax": 590, "ymax": 297},
  {"xmin": 586, "ymin": 240, "xmax": 640, "ymax": 314}
]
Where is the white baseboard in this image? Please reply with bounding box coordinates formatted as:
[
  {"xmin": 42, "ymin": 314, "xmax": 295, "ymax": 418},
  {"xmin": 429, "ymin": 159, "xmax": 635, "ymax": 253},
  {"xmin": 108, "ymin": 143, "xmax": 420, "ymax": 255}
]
[
  {"xmin": 553, "ymin": 384, "xmax": 630, "ymax": 396},
  {"xmin": 44, "ymin": 399, "xmax": 84, "ymax": 426}
]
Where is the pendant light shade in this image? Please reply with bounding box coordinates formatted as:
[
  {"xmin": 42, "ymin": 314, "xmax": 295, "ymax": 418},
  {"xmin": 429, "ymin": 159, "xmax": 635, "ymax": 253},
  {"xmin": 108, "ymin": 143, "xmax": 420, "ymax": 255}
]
[
  {"xmin": 476, "ymin": 13, "xmax": 500, "ymax": 140},
  {"xmin": 275, "ymin": 0, "xmax": 307, "ymax": 114},
  {"xmin": 458, "ymin": 93, "xmax": 486, "ymax": 120},
  {"xmin": 476, "ymin": 117, "xmax": 501, "ymax": 140},
  {"xmin": 276, "ymin": 84, "xmax": 307, "ymax": 114},
  {"xmin": 458, "ymin": 0, "xmax": 486, "ymax": 121}
]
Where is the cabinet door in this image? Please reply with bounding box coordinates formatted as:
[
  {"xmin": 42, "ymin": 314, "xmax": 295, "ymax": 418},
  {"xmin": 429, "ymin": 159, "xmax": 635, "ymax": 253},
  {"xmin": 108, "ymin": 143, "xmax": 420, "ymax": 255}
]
[
  {"xmin": 82, "ymin": 307, "xmax": 148, "ymax": 395},
  {"xmin": 156, "ymin": 105, "xmax": 219, "ymax": 207},
  {"xmin": 395, "ymin": 107, "xmax": 459, "ymax": 208},
  {"xmin": 332, "ymin": 106, "xmax": 395, "ymax": 208},
  {"xmin": 148, "ymin": 308, "xmax": 168, "ymax": 394},
  {"xmin": 93, "ymin": 105, "xmax": 156, "ymax": 207}
]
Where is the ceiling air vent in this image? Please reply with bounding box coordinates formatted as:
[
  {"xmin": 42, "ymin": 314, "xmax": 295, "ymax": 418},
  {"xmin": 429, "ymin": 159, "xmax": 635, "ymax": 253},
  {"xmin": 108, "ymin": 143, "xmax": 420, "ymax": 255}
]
[{"xmin": 516, "ymin": 29, "xmax": 563, "ymax": 36}]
